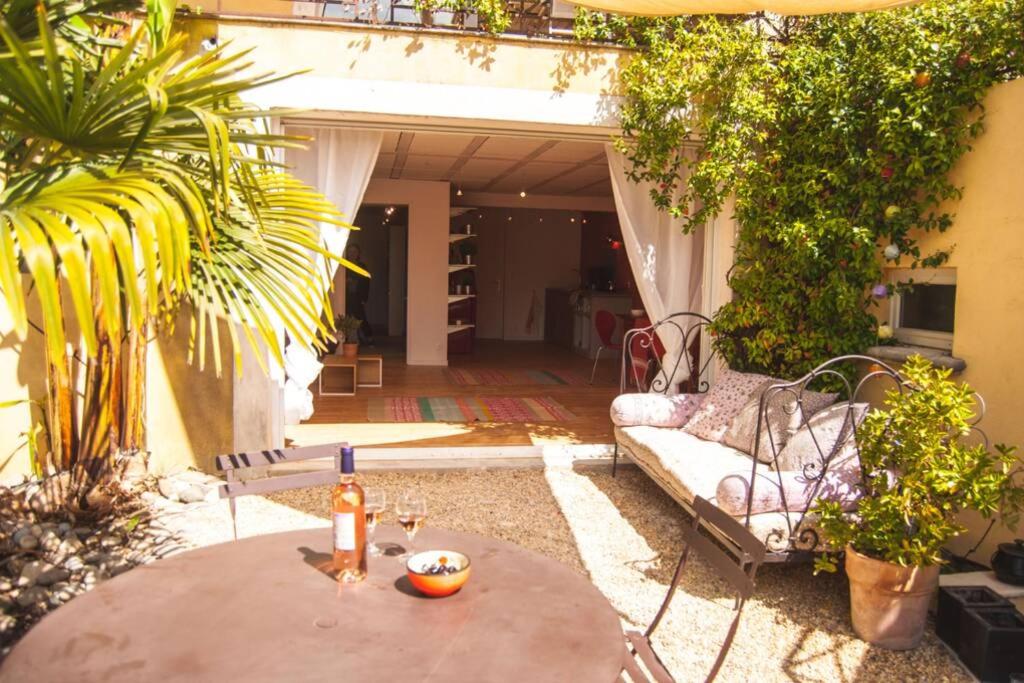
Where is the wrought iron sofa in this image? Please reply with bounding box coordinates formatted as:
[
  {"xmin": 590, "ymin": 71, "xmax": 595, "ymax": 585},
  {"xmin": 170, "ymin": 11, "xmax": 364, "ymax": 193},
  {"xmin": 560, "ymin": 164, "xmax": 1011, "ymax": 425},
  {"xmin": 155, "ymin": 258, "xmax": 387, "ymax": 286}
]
[{"xmin": 611, "ymin": 312, "xmax": 920, "ymax": 562}]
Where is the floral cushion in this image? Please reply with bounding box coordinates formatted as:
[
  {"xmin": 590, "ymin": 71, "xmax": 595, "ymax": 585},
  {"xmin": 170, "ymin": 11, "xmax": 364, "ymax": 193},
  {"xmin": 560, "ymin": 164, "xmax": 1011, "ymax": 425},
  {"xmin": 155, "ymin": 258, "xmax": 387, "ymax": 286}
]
[
  {"xmin": 775, "ymin": 402, "xmax": 869, "ymax": 472},
  {"xmin": 682, "ymin": 369, "xmax": 772, "ymax": 442},
  {"xmin": 721, "ymin": 382, "xmax": 837, "ymax": 462},
  {"xmin": 610, "ymin": 393, "xmax": 706, "ymax": 428},
  {"xmin": 715, "ymin": 451, "xmax": 864, "ymax": 516}
]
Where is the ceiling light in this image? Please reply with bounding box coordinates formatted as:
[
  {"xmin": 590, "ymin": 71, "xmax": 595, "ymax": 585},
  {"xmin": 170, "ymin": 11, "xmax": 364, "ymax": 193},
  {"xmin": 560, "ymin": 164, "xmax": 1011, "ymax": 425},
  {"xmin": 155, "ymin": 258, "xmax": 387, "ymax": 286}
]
[
  {"xmin": 519, "ymin": 191, "xmax": 527, "ymax": 198},
  {"xmin": 570, "ymin": 217, "xmax": 576, "ymax": 223},
  {"xmin": 582, "ymin": 218, "xmax": 588, "ymax": 224},
  {"xmin": 507, "ymin": 215, "xmax": 512, "ymax": 221},
  {"xmin": 539, "ymin": 217, "xmax": 544, "ymax": 223}
]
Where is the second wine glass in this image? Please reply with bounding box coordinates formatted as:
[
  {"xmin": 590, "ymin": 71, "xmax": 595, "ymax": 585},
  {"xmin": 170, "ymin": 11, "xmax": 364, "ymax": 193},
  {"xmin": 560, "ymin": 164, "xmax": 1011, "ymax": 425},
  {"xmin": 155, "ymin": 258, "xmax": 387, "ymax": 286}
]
[
  {"xmin": 364, "ymin": 488, "xmax": 387, "ymax": 557},
  {"xmin": 395, "ymin": 490, "xmax": 427, "ymax": 560}
]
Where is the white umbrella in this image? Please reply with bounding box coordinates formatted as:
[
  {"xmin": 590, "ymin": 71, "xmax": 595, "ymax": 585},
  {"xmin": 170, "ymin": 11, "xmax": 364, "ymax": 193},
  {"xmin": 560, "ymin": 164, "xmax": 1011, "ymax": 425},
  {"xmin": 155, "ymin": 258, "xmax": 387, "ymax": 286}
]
[{"xmin": 570, "ymin": 0, "xmax": 920, "ymax": 16}]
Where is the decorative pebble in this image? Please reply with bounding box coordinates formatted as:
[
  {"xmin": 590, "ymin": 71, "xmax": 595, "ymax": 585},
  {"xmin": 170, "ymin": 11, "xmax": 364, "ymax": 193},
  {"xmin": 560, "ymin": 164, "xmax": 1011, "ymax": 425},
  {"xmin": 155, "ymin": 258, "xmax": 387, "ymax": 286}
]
[
  {"xmin": 37, "ymin": 567, "xmax": 71, "ymax": 587},
  {"xmin": 16, "ymin": 535, "xmax": 38, "ymax": 551}
]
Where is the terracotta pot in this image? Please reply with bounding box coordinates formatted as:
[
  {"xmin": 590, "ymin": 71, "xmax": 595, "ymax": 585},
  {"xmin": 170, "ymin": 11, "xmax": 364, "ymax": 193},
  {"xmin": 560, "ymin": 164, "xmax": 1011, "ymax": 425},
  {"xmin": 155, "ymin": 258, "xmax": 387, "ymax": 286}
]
[
  {"xmin": 342, "ymin": 342, "xmax": 359, "ymax": 358},
  {"xmin": 845, "ymin": 545, "xmax": 940, "ymax": 650}
]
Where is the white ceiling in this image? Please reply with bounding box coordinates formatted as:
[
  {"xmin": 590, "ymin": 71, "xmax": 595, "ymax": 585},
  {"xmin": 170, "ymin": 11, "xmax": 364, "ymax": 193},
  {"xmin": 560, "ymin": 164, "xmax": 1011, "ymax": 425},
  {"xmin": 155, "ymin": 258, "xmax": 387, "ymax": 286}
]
[{"xmin": 372, "ymin": 131, "xmax": 611, "ymax": 197}]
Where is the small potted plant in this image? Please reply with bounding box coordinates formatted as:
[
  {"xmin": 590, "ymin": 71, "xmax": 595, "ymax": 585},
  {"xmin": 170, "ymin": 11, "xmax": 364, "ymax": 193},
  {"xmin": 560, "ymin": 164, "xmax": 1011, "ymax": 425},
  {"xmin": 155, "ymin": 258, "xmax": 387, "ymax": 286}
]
[
  {"xmin": 459, "ymin": 241, "xmax": 477, "ymax": 265},
  {"xmin": 814, "ymin": 355, "xmax": 1023, "ymax": 650},
  {"xmin": 336, "ymin": 315, "xmax": 363, "ymax": 358}
]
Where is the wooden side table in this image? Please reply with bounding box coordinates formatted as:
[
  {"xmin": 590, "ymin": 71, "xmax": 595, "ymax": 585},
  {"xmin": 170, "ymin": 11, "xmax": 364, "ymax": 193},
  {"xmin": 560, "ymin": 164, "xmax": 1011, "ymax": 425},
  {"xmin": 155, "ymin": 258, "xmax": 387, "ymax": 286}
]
[
  {"xmin": 356, "ymin": 354, "xmax": 383, "ymax": 388},
  {"xmin": 319, "ymin": 356, "xmax": 357, "ymax": 396}
]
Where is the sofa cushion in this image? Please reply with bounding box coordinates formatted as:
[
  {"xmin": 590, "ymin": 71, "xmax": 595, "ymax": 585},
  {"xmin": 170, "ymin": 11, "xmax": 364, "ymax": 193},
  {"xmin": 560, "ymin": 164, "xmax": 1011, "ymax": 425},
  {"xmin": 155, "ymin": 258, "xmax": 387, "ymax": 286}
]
[
  {"xmin": 722, "ymin": 382, "xmax": 837, "ymax": 462},
  {"xmin": 614, "ymin": 425, "xmax": 831, "ymax": 553},
  {"xmin": 610, "ymin": 393, "xmax": 705, "ymax": 428},
  {"xmin": 615, "ymin": 426, "xmax": 755, "ymax": 504},
  {"xmin": 776, "ymin": 402, "xmax": 869, "ymax": 472},
  {"xmin": 682, "ymin": 369, "xmax": 772, "ymax": 442},
  {"xmin": 715, "ymin": 451, "xmax": 863, "ymax": 516}
]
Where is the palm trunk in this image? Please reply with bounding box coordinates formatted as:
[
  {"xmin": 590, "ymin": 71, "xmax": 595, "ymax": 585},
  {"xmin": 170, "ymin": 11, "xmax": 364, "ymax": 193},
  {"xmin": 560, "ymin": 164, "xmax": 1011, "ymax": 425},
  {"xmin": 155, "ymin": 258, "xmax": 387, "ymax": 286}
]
[
  {"xmin": 44, "ymin": 279, "xmax": 76, "ymax": 471},
  {"xmin": 78, "ymin": 326, "xmax": 117, "ymax": 466},
  {"xmin": 122, "ymin": 317, "xmax": 147, "ymax": 452}
]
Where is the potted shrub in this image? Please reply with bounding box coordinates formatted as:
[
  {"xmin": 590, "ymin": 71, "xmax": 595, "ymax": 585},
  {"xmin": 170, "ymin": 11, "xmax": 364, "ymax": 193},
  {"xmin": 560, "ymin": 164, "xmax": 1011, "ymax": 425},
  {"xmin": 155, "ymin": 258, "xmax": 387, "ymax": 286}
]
[
  {"xmin": 459, "ymin": 241, "xmax": 478, "ymax": 265},
  {"xmin": 814, "ymin": 355, "xmax": 1023, "ymax": 650},
  {"xmin": 336, "ymin": 315, "xmax": 363, "ymax": 358}
]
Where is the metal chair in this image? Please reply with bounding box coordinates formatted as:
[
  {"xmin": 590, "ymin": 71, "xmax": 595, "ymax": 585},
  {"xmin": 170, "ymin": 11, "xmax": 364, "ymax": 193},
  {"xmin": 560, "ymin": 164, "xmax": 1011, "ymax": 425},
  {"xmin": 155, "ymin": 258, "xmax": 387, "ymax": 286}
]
[
  {"xmin": 215, "ymin": 442, "xmax": 347, "ymax": 539},
  {"xmin": 590, "ymin": 309, "xmax": 623, "ymax": 384},
  {"xmin": 620, "ymin": 496, "xmax": 766, "ymax": 683}
]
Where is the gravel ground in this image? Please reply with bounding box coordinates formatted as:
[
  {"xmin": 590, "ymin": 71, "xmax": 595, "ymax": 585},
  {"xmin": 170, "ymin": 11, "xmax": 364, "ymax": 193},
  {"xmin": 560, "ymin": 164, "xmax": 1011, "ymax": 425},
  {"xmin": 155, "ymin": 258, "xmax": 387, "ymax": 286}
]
[{"xmin": 261, "ymin": 465, "xmax": 970, "ymax": 683}]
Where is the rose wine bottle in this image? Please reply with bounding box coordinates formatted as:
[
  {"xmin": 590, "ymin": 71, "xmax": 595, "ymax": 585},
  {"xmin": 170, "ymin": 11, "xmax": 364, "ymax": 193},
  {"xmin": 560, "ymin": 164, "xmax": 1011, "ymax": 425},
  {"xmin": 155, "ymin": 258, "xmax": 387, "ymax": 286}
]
[{"xmin": 332, "ymin": 447, "xmax": 367, "ymax": 582}]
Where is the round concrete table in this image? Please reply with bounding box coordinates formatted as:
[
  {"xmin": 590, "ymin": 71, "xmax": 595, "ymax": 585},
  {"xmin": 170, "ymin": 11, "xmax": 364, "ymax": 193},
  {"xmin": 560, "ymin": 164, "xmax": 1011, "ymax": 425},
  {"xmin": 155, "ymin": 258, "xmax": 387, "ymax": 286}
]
[{"xmin": 1, "ymin": 526, "xmax": 625, "ymax": 682}]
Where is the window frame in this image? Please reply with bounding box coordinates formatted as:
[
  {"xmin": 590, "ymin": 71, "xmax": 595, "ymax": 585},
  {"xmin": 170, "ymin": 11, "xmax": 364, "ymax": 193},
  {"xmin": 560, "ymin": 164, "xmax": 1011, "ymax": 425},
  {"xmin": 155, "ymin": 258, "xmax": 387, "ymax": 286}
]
[{"xmin": 887, "ymin": 267, "xmax": 956, "ymax": 351}]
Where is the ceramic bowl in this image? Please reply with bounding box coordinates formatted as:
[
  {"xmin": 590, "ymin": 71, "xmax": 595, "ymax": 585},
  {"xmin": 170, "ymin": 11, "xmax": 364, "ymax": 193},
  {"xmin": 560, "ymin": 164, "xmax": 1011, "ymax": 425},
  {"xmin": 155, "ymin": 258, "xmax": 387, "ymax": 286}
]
[{"xmin": 406, "ymin": 550, "xmax": 471, "ymax": 597}]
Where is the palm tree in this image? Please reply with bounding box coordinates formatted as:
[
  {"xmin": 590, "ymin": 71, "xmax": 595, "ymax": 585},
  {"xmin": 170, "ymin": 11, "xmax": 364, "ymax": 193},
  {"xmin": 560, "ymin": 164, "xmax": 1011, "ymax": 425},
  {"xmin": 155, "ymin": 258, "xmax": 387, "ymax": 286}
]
[{"xmin": 0, "ymin": 0, "xmax": 360, "ymax": 490}]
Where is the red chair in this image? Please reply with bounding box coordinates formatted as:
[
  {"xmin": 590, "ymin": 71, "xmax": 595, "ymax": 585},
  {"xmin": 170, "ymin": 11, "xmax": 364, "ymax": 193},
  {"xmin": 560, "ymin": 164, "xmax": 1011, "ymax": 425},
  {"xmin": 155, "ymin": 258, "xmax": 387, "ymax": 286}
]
[{"xmin": 590, "ymin": 310, "xmax": 623, "ymax": 384}]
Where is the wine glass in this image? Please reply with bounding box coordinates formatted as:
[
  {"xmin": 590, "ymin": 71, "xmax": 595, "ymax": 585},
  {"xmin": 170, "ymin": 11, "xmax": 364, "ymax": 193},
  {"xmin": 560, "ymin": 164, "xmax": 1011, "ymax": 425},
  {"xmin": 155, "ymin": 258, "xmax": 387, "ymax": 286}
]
[
  {"xmin": 364, "ymin": 488, "xmax": 387, "ymax": 557},
  {"xmin": 395, "ymin": 490, "xmax": 427, "ymax": 560}
]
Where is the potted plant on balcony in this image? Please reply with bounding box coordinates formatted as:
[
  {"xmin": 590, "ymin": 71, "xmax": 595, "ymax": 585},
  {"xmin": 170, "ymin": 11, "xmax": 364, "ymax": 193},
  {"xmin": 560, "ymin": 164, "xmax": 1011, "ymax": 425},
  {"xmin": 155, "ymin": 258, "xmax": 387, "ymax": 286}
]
[
  {"xmin": 459, "ymin": 241, "xmax": 478, "ymax": 265},
  {"xmin": 336, "ymin": 315, "xmax": 363, "ymax": 358},
  {"xmin": 814, "ymin": 355, "xmax": 1023, "ymax": 650}
]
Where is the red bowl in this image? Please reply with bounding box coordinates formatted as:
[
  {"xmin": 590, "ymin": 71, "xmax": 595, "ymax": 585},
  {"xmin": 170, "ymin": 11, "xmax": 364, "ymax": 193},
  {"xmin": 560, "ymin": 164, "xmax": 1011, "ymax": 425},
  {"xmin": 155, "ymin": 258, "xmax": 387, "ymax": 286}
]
[{"xmin": 406, "ymin": 550, "xmax": 471, "ymax": 598}]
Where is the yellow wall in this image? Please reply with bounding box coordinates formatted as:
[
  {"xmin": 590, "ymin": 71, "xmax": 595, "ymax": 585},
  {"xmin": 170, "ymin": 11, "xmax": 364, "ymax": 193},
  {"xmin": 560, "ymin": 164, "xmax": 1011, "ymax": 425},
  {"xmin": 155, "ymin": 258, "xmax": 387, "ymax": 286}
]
[
  {"xmin": 187, "ymin": 13, "xmax": 627, "ymax": 98},
  {"xmin": 874, "ymin": 77, "xmax": 1024, "ymax": 560}
]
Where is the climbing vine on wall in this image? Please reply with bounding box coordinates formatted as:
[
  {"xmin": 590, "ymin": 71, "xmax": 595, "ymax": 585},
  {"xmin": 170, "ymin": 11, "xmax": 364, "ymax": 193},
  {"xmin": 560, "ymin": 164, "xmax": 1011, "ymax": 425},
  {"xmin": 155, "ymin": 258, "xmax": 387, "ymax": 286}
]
[{"xmin": 574, "ymin": 1, "xmax": 1024, "ymax": 379}]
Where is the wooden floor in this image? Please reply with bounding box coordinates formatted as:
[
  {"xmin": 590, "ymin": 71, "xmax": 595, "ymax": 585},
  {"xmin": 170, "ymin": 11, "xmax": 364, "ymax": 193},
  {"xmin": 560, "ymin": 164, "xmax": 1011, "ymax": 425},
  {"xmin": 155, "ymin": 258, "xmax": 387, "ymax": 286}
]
[{"xmin": 286, "ymin": 340, "xmax": 620, "ymax": 449}]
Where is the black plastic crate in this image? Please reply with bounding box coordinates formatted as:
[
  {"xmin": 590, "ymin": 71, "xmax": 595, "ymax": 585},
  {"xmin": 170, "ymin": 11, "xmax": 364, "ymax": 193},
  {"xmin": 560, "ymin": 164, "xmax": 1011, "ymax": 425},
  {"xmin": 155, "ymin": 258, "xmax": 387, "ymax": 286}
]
[
  {"xmin": 959, "ymin": 606, "xmax": 1024, "ymax": 682},
  {"xmin": 937, "ymin": 586, "xmax": 1012, "ymax": 651}
]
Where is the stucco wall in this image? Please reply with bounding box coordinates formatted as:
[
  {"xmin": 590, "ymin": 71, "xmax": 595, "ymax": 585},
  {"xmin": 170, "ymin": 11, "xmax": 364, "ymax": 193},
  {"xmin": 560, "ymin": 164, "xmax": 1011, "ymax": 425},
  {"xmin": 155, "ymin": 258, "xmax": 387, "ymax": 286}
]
[
  {"xmin": 874, "ymin": 77, "xmax": 1024, "ymax": 560},
  {"xmin": 363, "ymin": 178, "xmax": 451, "ymax": 365}
]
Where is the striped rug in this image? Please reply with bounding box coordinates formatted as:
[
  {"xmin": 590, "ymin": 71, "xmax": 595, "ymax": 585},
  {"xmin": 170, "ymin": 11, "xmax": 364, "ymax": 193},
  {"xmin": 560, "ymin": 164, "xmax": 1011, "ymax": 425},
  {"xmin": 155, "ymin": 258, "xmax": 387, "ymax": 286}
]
[
  {"xmin": 444, "ymin": 368, "xmax": 589, "ymax": 386},
  {"xmin": 367, "ymin": 397, "xmax": 576, "ymax": 423}
]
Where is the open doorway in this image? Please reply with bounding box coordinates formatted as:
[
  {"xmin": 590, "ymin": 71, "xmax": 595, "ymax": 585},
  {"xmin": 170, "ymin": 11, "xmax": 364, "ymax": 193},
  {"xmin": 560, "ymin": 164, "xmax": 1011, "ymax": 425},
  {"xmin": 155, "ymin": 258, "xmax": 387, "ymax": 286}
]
[{"xmin": 345, "ymin": 204, "xmax": 409, "ymax": 354}]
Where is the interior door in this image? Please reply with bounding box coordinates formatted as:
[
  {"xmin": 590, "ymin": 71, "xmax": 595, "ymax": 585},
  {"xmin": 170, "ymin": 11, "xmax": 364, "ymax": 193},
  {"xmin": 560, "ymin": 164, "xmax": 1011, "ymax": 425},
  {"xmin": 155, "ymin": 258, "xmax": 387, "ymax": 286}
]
[
  {"xmin": 503, "ymin": 214, "xmax": 582, "ymax": 341},
  {"xmin": 473, "ymin": 218, "xmax": 505, "ymax": 339}
]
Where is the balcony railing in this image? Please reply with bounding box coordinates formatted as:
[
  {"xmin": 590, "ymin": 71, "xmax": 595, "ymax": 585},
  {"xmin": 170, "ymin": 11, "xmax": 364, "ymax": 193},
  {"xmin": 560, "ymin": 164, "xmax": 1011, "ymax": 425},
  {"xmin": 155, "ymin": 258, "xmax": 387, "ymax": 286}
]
[{"xmin": 215, "ymin": 1, "xmax": 579, "ymax": 39}]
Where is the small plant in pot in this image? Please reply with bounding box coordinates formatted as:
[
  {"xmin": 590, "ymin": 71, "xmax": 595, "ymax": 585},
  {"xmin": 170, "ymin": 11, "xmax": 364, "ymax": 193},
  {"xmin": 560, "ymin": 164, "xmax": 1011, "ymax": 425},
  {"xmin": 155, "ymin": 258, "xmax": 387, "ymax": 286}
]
[
  {"xmin": 459, "ymin": 241, "xmax": 478, "ymax": 265},
  {"xmin": 814, "ymin": 355, "xmax": 1023, "ymax": 650},
  {"xmin": 336, "ymin": 315, "xmax": 363, "ymax": 358}
]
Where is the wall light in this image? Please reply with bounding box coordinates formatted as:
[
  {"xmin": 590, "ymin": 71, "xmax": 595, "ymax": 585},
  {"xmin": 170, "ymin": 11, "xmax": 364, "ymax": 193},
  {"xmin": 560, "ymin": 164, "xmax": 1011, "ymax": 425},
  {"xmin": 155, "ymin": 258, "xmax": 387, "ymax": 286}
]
[
  {"xmin": 456, "ymin": 188, "xmax": 463, "ymax": 197},
  {"xmin": 519, "ymin": 190, "xmax": 527, "ymax": 198}
]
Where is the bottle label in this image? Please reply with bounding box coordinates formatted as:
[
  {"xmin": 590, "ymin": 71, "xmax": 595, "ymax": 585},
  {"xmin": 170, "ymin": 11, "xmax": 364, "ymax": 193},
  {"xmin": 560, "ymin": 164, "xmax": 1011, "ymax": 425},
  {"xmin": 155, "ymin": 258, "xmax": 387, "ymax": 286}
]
[{"xmin": 333, "ymin": 512, "xmax": 356, "ymax": 551}]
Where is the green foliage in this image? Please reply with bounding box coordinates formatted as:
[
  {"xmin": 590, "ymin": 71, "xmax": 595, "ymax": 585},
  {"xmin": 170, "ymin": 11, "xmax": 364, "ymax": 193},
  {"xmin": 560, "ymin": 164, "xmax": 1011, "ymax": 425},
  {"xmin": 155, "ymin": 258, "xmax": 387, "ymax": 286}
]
[
  {"xmin": 0, "ymin": 1, "xmax": 354, "ymax": 373},
  {"xmin": 813, "ymin": 356, "xmax": 1024, "ymax": 572},
  {"xmin": 414, "ymin": 0, "xmax": 511, "ymax": 33},
  {"xmin": 575, "ymin": 3, "xmax": 1024, "ymax": 379},
  {"xmin": 336, "ymin": 314, "xmax": 362, "ymax": 342}
]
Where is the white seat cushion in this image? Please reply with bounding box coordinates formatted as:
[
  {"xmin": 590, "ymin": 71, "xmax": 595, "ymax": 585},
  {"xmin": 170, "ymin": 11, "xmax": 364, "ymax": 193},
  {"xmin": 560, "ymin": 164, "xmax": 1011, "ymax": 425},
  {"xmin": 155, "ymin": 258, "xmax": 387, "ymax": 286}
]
[{"xmin": 615, "ymin": 426, "xmax": 755, "ymax": 503}]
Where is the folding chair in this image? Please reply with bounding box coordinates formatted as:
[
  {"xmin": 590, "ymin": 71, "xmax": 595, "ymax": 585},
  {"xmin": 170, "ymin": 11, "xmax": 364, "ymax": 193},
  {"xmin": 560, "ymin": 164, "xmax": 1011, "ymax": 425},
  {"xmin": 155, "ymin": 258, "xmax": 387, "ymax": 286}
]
[
  {"xmin": 620, "ymin": 496, "xmax": 767, "ymax": 683},
  {"xmin": 215, "ymin": 442, "xmax": 347, "ymax": 539}
]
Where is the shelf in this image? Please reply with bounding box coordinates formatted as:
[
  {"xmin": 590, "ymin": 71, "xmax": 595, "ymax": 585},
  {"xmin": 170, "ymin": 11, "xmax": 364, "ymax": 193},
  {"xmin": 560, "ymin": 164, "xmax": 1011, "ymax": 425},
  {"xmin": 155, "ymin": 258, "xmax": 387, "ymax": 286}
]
[
  {"xmin": 447, "ymin": 324, "xmax": 475, "ymax": 334},
  {"xmin": 448, "ymin": 233, "xmax": 476, "ymax": 244},
  {"xmin": 448, "ymin": 263, "xmax": 476, "ymax": 274},
  {"xmin": 448, "ymin": 294, "xmax": 476, "ymax": 304}
]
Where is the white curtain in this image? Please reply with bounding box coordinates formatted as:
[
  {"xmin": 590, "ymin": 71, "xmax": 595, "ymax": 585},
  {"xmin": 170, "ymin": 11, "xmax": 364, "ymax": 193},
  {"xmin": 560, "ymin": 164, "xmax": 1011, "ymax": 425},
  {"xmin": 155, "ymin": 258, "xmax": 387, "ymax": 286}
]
[
  {"xmin": 606, "ymin": 144, "xmax": 704, "ymax": 393},
  {"xmin": 283, "ymin": 128, "xmax": 382, "ymax": 424},
  {"xmin": 572, "ymin": 0, "xmax": 919, "ymax": 15}
]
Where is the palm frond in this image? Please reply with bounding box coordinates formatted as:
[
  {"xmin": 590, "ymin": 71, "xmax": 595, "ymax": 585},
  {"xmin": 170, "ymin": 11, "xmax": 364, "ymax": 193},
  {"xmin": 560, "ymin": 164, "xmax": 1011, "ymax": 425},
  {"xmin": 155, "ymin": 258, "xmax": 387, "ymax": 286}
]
[{"xmin": 0, "ymin": 164, "xmax": 199, "ymax": 357}]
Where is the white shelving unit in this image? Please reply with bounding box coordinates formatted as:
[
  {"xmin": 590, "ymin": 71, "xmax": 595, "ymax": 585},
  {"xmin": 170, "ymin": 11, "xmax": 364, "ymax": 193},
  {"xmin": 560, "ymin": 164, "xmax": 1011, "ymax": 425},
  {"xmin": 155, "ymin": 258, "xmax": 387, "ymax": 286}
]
[
  {"xmin": 447, "ymin": 294, "xmax": 476, "ymax": 304},
  {"xmin": 447, "ymin": 323, "xmax": 476, "ymax": 335},
  {"xmin": 448, "ymin": 263, "xmax": 476, "ymax": 274}
]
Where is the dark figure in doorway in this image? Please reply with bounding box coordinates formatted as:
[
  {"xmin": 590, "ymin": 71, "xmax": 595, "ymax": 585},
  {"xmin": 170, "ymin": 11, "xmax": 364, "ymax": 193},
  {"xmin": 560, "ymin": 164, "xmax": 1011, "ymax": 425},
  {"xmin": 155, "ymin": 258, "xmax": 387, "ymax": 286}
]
[{"xmin": 345, "ymin": 243, "xmax": 375, "ymax": 345}]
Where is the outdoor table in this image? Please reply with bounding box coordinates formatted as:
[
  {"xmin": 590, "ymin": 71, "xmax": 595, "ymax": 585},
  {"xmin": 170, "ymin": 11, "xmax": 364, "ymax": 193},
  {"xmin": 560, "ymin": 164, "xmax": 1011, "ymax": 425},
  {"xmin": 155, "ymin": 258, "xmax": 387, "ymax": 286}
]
[{"xmin": 1, "ymin": 525, "xmax": 625, "ymax": 682}]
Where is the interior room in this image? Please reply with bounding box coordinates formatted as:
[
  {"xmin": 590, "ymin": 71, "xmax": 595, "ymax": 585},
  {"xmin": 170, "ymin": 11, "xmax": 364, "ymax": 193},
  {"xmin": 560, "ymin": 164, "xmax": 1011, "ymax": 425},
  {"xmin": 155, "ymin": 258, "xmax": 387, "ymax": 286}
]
[{"xmin": 291, "ymin": 128, "xmax": 647, "ymax": 449}]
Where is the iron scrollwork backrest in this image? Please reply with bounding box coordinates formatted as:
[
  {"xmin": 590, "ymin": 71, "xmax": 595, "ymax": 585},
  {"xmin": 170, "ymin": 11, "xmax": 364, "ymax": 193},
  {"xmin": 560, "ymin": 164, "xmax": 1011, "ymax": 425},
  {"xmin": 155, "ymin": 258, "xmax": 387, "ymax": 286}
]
[
  {"xmin": 620, "ymin": 312, "xmax": 716, "ymax": 396},
  {"xmin": 743, "ymin": 354, "xmax": 988, "ymax": 556}
]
